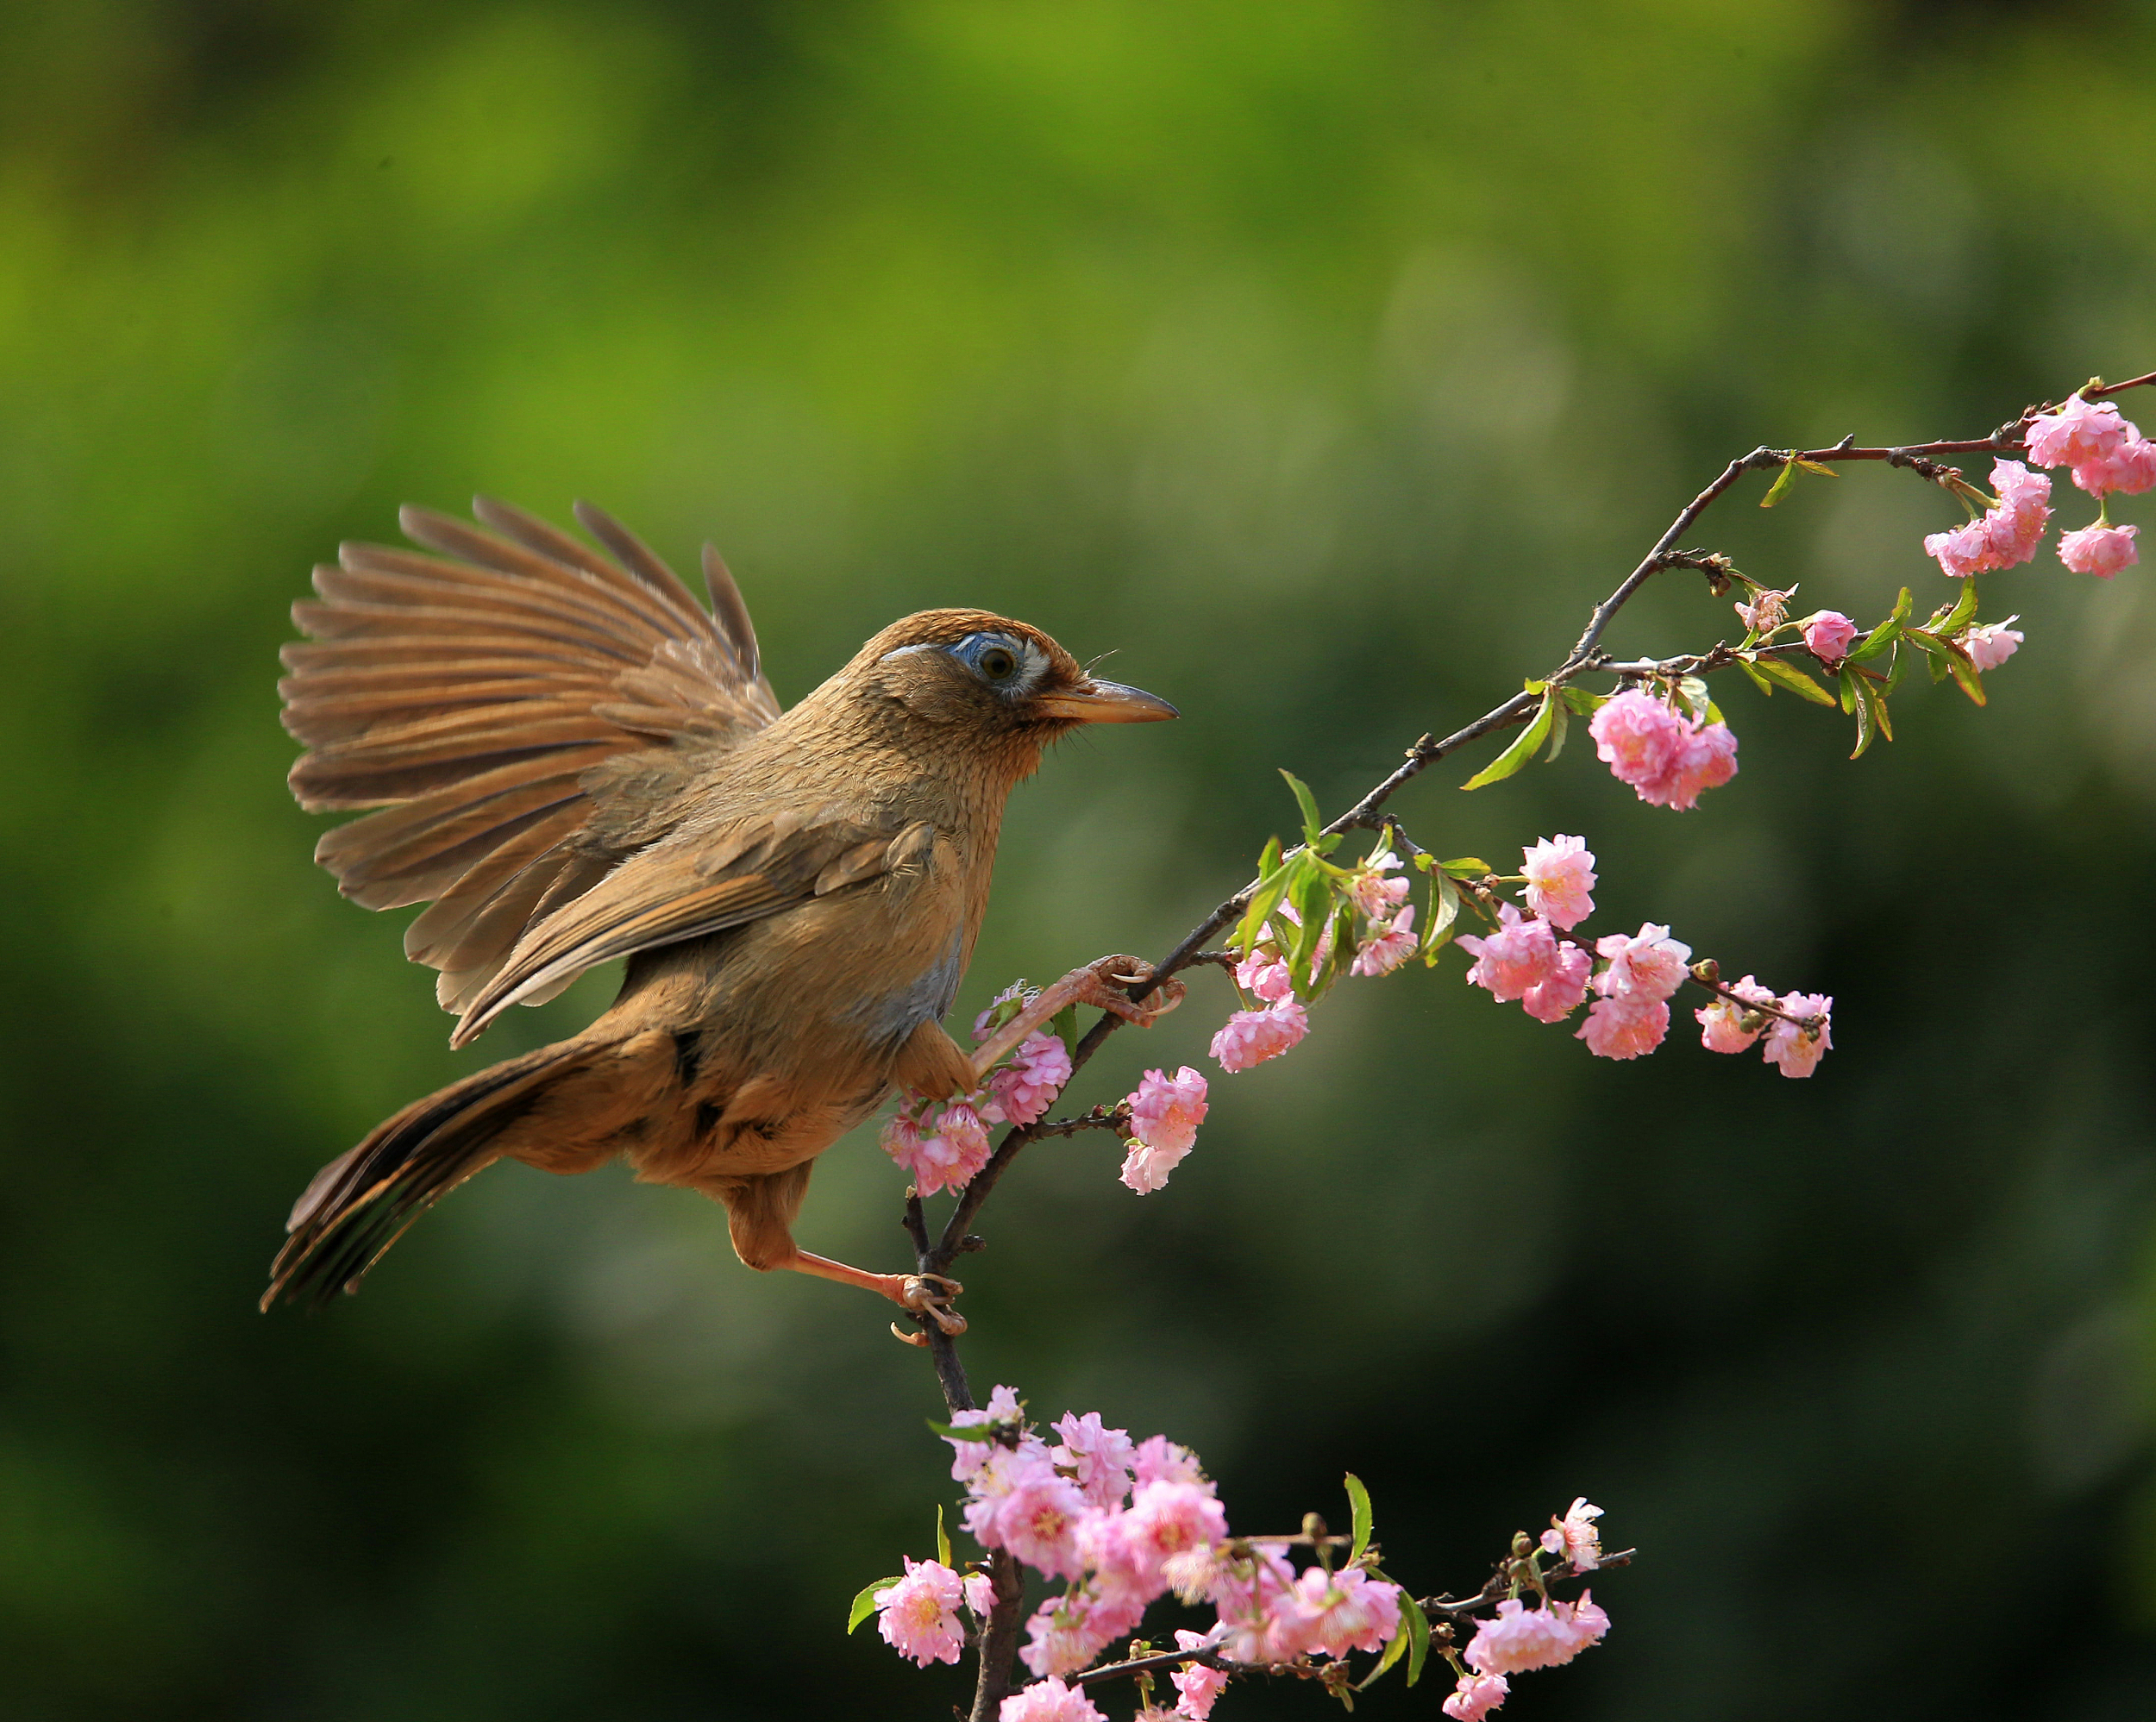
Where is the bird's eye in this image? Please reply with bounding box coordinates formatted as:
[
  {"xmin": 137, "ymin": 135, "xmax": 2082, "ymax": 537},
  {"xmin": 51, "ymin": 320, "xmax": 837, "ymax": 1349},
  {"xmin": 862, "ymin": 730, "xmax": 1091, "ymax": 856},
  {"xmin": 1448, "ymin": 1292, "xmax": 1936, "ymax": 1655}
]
[{"xmin": 977, "ymin": 645, "xmax": 1018, "ymax": 681}]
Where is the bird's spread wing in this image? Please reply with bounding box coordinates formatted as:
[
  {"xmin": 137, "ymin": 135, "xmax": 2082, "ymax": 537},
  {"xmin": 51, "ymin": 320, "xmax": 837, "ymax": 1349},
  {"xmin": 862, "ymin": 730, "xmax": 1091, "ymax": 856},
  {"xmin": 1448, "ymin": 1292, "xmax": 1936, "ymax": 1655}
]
[
  {"xmin": 283, "ymin": 498, "xmax": 781, "ymax": 1014},
  {"xmin": 450, "ymin": 815, "xmax": 936, "ymax": 1046}
]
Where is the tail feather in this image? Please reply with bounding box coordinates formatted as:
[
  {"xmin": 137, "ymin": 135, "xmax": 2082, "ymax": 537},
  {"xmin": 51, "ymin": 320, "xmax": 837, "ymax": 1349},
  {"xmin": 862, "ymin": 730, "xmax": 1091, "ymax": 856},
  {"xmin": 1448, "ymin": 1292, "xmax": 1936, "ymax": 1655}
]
[{"xmin": 264, "ymin": 1040, "xmax": 595, "ymax": 1311}]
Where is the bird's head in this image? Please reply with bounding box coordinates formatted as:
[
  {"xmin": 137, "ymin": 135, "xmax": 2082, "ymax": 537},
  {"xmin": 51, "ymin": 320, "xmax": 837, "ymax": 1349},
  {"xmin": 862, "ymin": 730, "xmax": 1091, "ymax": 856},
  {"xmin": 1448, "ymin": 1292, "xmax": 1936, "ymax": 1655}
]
[{"xmin": 837, "ymin": 608, "xmax": 1175, "ymax": 763}]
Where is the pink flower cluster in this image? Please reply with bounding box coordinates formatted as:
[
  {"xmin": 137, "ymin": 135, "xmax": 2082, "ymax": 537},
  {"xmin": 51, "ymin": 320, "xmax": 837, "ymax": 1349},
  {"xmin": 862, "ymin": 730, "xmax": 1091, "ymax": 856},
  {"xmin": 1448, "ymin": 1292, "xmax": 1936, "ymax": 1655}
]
[
  {"xmin": 1454, "ymin": 848, "xmax": 1832, "ymax": 1077},
  {"xmin": 2027, "ymin": 396, "xmax": 2156, "ymax": 499},
  {"xmin": 881, "ymin": 1096, "xmax": 993, "ymax": 1196},
  {"xmin": 1576, "ymin": 924, "xmax": 1691, "ymax": 1060},
  {"xmin": 1587, "ymin": 688, "xmax": 1738, "ymax": 811},
  {"xmin": 1119, "ymin": 1066, "xmax": 1209, "ymax": 1194},
  {"xmin": 2059, "ymin": 521, "xmax": 2139, "ymax": 577},
  {"xmin": 1924, "ymin": 460, "xmax": 2052, "ymax": 577},
  {"xmin": 1693, "ymin": 977, "xmax": 1832, "ymax": 1077},
  {"xmin": 882, "ymin": 986, "xmax": 1078, "ymax": 1193},
  {"xmin": 914, "ymin": 1388, "xmax": 1403, "ymax": 1713},
  {"xmin": 1462, "ymin": 1594, "xmax": 1611, "ymax": 1676}
]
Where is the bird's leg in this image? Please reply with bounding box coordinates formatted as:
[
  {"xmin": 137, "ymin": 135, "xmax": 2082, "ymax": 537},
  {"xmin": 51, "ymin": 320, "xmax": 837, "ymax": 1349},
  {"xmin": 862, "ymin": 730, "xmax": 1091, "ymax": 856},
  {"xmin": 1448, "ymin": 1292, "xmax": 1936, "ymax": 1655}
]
[
  {"xmin": 969, "ymin": 955, "xmax": 1187, "ymax": 1082},
  {"xmin": 779, "ymin": 1249, "xmax": 968, "ymax": 1335}
]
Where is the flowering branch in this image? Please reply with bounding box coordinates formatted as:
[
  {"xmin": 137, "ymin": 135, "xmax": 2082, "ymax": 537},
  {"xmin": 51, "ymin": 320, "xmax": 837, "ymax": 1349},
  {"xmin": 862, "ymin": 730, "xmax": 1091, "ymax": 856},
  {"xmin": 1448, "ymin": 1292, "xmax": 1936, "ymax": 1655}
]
[{"xmin": 859, "ymin": 371, "xmax": 2153, "ymax": 1720}]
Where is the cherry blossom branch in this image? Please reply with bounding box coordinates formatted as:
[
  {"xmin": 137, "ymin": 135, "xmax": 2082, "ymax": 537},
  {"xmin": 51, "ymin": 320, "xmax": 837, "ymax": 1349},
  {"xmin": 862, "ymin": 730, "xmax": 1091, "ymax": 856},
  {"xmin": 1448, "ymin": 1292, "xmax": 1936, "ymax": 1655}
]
[{"xmin": 888, "ymin": 370, "xmax": 2151, "ymax": 1719}]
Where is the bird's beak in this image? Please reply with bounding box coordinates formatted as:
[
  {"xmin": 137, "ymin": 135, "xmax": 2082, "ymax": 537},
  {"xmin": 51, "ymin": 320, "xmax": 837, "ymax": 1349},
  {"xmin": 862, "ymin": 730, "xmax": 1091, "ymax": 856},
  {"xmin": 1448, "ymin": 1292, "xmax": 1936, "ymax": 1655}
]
[{"xmin": 1034, "ymin": 677, "xmax": 1180, "ymax": 724}]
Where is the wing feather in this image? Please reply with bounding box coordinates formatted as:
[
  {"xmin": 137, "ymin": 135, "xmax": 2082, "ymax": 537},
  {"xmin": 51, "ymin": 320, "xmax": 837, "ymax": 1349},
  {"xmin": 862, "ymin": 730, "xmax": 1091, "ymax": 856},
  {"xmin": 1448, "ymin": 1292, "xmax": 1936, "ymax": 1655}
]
[{"xmin": 284, "ymin": 501, "xmax": 780, "ymax": 1018}]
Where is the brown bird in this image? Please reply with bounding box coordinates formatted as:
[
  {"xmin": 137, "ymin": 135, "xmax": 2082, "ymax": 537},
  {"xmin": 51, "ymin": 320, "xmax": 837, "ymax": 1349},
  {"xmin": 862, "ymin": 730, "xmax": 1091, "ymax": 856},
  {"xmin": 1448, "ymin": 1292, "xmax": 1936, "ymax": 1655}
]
[{"xmin": 264, "ymin": 498, "xmax": 1181, "ymax": 1324}]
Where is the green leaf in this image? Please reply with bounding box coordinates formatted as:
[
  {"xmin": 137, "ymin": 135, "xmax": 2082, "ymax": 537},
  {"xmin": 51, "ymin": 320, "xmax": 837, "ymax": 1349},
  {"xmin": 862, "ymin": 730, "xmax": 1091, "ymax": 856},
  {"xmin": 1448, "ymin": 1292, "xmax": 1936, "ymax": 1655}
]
[
  {"xmin": 1281, "ymin": 769, "xmax": 1324, "ymax": 844},
  {"xmin": 1544, "ymin": 691, "xmax": 1570, "ymax": 762},
  {"xmin": 1756, "ymin": 656, "xmax": 1837, "ymax": 707},
  {"xmin": 1422, "ymin": 868, "xmax": 1461, "ymax": 961},
  {"xmin": 1880, "ymin": 642, "xmax": 1915, "ymax": 698},
  {"xmin": 1848, "ymin": 673, "xmax": 1873, "ymax": 758},
  {"xmin": 1846, "ymin": 587, "xmax": 1911, "ymax": 663},
  {"xmin": 1438, "ymin": 857, "xmax": 1490, "ymax": 877},
  {"xmin": 927, "ymin": 1418, "xmax": 997, "ymax": 1441},
  {"xmin": 1557, "ymin": 685, "xmax": 1607, "ymax": 717},
  {"xmin": 1257, "ymin": 835, "xmax": 1283, "ymax": 880},
  {"xmin": 1345, "ymin": 1473, "xmax": 1374, "ymax": 1565},
  {"xmin": 1837, "ymin": 666, "xmax": 1857, "ymax": 715},
  {"xmin": 1287, "ymin": 865, "xmax": 1335, "ymax": 992},
  {"xmin": 1737, "ymin": 657, "xmax": 1775, "ymax": 696},
  {"xmin": 1461, "ymin": 690, "xmax": 1556, "ymax": 792},
  {"xmin": 1360, "ymin": 1612, "xmax": 1411, "ymax": 1688},
  {"xmin": 1050, "ymin": 1003, "xmax": 1078, "ymax": 1052},
  {"xmin": 1402, "ymin": 1591, "xmax": 1432, "ymax": 1686},
  {"xmin": 936, "ymin": 1505, "xmax": 951, "ymax": 1570},
  {"xmin": 848, "ymin": 1577, "xmax": 902, "ymax": 1633},
  {"xmin": 1237, "ymin": 855, "xmax": 1301, "ymax": 957},
  {"xmin": 1847, "ymin": 673, "xmax": 1891, "ymax": 757},
  {"xmin": 1759, "ymin": 456, "xmax": 1800, "ymax": 508},
  {"xmin": 1938, "ymin": 579, "xmax": 1980, "ymax": 637},
  {"xmin": 1944, "ymin": 642, "xmax": 1986, "ymax": 706}
]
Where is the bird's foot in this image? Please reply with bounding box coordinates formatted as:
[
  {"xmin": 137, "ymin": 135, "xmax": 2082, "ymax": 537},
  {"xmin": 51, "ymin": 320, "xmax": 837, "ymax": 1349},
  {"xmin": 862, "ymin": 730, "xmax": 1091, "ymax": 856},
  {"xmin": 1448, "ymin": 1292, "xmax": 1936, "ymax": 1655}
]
[
  {"xmin": 893, "ymin": 1273, "xmax": 967, "ymax": 1341},
  {"xmin": 1066, "ymin": 954, "xmax": 1187, "ymax": 1030}
]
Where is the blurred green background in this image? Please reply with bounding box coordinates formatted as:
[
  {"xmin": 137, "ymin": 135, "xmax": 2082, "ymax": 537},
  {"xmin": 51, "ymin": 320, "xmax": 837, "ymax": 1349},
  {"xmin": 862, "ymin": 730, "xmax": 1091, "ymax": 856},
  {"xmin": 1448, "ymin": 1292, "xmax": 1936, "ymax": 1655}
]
[{"xmin": 4, "ymin": 2, "xmax": 2155, "ymax": 1716}]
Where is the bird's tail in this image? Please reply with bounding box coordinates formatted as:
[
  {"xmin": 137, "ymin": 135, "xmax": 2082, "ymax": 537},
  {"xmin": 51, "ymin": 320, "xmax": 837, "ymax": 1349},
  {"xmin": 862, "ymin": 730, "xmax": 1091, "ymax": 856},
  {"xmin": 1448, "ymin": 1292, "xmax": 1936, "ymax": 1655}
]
[{"xmin": 263, "ymin": 1039, "xmax": 597, "ymax": 1311}]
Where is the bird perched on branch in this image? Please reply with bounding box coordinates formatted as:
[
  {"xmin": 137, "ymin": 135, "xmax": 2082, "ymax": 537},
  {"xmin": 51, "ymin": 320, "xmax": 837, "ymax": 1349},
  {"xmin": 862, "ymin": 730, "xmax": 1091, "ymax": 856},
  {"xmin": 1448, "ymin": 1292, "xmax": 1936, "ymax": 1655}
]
[{"xmin": 264, "ymin": 498, "xmax": 1180, "ymax": 1326}]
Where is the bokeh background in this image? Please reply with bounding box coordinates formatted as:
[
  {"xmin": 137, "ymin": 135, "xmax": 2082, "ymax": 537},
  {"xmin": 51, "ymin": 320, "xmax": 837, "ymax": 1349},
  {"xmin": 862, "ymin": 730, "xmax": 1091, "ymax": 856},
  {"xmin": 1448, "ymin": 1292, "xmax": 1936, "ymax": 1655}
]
[{"xmin": 5, "ymin": 3, "xmax": 2155, "ymax": 1717}]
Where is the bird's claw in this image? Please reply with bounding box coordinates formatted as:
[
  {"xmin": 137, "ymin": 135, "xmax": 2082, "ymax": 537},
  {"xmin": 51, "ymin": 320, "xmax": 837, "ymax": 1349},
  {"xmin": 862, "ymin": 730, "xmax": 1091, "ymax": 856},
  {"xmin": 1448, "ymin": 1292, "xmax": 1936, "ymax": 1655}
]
[
  {"xmin": 1080, "ymin": 955, "xmax": 1186, "ymax": 1029},
  {"xmin": 898, "ymin": 1272, "xmax": 968, "ymax": 1337}
]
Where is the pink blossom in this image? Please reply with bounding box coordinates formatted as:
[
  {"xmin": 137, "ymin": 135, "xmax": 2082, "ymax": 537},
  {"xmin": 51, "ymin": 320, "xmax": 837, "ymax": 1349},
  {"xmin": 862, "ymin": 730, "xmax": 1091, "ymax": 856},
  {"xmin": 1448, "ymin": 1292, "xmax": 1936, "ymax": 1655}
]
[
  {"xmin": 1463, "ymin": 1591, "xmax": 1609, "ymax": 1675},
  {"xmin": 1520, "ymin": 834, "xmax": 1597, "ymax": 930},
  {"xmin": 1349, "ymin": 852, "xmax": 1412, "ymax": 918},
  {"xmin": 1577, "ymin": 997, "xmax": 1669, "ymax": 1060},
  {"xmin": 1443, "ymin": 1673, "xmax": 1511, "ymax": 1721},
  {"xmin": 1052, "ymin": 1412, "xmax": 1137, "ymax": 1512},
  {"xmin": 1170, "ymin": 1631, "xmax": 1231, "ymax": 1719},
  {"xmin": 1457, "ymin": 904, "xmax": 1559, "ymax": 1002},
  {"xmin": 1120, "ymin": 1066, "xmax": 1209, "ymax": 1193},
  {"xmin": 987, "ymin": 1466, "xmax": 1094, "ymax": 1580},
  {"xmin": 1280, "ymin": 1565, "xmax": 1401, "ymax": 1659},
  {"xmin": 1020, "ymin": 1593, "xmax": 1121, "ymax": 1678},
  {"xmin": 1521, "ymin": 942, "xmax": 1593, "ymax": 1024},
  {"xmin": 1210, "ymin": 1000, "xmax": 1308, "ymax": 1072},
  {"xmin": 1131, "ymin": 1436, "xmax": 1206, "ymax": 1489},
  {"xmin": 1538, "ymin": 1498, "xmax": 1605, "ymax": 1573},
  {"xmin": 874, "ymin": 1557, "xmax": 968, "ymax": 1666},
  {"xmin": 1232, "ymin": 949, "xmax": 1294, "ymax": 1004},
  {"xmin": 1695, "ymin": 975, "xmax": 1776, "ymax": 1054},
  {"xmin": 1959, "ymin": 619, "xmax": 2023, "ymax": 673},
  {"xmin": 1762, "ymin": 992, "xmax": 1832, "ymax": 1079},
  {"xmin": 1801, "ymin": 611, "xmax": 1858, "ymax": 663},
  {"xmin": 1594, "ymin": 924, "xmax": 1692, "ymax": 1003},
  {"xmin": 965, "ymin": 1572, "xmax": 996, "ymax": 1617},
  {"xmin": 881, "ymin": 1106, "xmax": 927, "ymax": 1174},
  {"xmin": 1922, "ymin": 518, "xmax": 1990, "ymax": 579},
  {"xmin": 2059, "ymin": 522, "xmax": 2139, "ymax": 577},
  {"xmin": 1733, "ymin": 585, "xmax": 1792, "ymax": 634},
  {"xmin": 906, "ymin": 1099, "xmax": 994, "ymax": 1196},
  {"xmin": 1000, "ymin": 1677, "xmax": 1108, "ymax": 1722},
  {"xmin": 1351, "ymin": 905, "xmax": 1419, "ymax": 977},
  {"xmin": 2073, "ymin": 434, "xmax": 2156, "ymax": 497},
  {"xmin": 943, "ymin": 1383, "xmax": 1027, "ymax": 1481},
  {"xmin": 2027, "ymin": 396, "xmax": 2130, "ymax": 470},
  {"xmin": 1119, "ymin": 1480, "xmax": 1228, "ymax": 1592},
  {"xmin": 1588, "ymin": 688, "xmax": 1739, "ymax": 811},
  {"xmin": 986, "ymin": 1031, "xmax": 1073, "ymax": 1127},
  {"xmin": 1925, "ymin": 460, "xmax": 2052, "ymax": 575}
]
